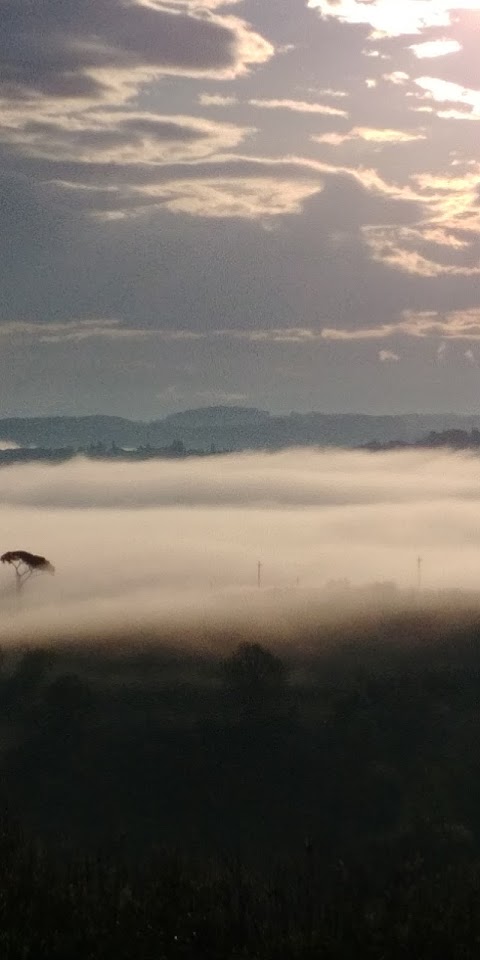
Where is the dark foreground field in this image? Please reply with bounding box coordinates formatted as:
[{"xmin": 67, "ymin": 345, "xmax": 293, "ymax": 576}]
[{"xmin": 2, "ymin": 606, "xmax": 480, "ymax": 957}]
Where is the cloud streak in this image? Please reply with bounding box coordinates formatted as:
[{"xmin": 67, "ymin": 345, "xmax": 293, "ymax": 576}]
[
  {"xmin": 322, "ymin": 309, "xmax": 480, "ymax": 342},
  {"xmin": 248, "ymin": 98, "xmax": 349, "ymax": 117}
]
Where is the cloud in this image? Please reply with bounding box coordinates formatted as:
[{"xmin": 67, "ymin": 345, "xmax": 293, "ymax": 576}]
[
  {"xmin": 217, "ymin": 328, "xmax": 324, "ymax": 343},
  {"xmin": 165, "ymin": 0, "xmax": 244, "ymax": 8},
  {"xmin": 382, "ymin": 72, "xmax": 410, "ymax": 86},
  {"xmin": 0, "ymin": 321, "xmax": 330, "ymax": 346},
  {"xmin": 78, "ymin": 155, "xmax": 328, "ymax": 218},
  {"xmin": 24, "ymin": 319, "xmax": 470, "ymax": 353},
  {"xmin": 308, "ymin": 88, "xmax": 350, "ymax": 99},
  {"xmin": 437, "ymin": 342, "xmax": 448, "ymax": 362},
  {"xmin": 379, "ymin": 350, "xmax": 400, "ymax": 362},
  {"xmin": 198, "ymin": 94, "xmax": 239, "ymax": 107},
  {"xmin": 353, "ymin": 127, "xmax": 424, "ymax": 143},
  {"xmin": 248, "ymin": 98, "xmax": 349, "ymax": 117},
  {"xmin": 0, "ymin": 0, "xmax": 273, "ymax": 104},
  {"xmin": 410, "ymin": 39, "xmax": 462, "ymax": 59},
  {"xmin": 0, "ymin": 119, "xmax": 335, "ymax": 217},
  {"xmin": 352, "ymin": 155, "xmax": 480, "ymax": 277},
  {"xmin": 313, "ymin": 127, "xmax": 425, "ymax": 146},
  {"xmin": 0, "ymin": 111, "xmax": 255, "ymax": 165},
  {"xmin": 152, "ymin": 176, "xmax": 324, "ymax": 219},
  {"xmin": 362, "ymin": 49, "xmax": 390, "ymax": 60},
  {"xmin": 0, "ymin": 0, "xmax": 302, "ymax": 227},
  {"xmin": 362, "ymin": 223, "xmax": 480, "ymax": 277},
  {"xmin": 0, "ymin": 319, "xmax": 203, "ymax": 344},
  {"xmin": 309, "ymin": 0, "xmax": 480, "ymax": 38},
  {"xmin": 322, "ymin": 309, "xmax": 480, "ymax": 342},
  {"xmin": 413, "ymin": 76, "xmax": 480, "ymax": 119},
  {"xmin": 317, "ymin": 162, "xmax": 416, "ymax": 199},
  {"xmin": 0, "ymin": 320, "xmax": 197, "ymax": 345}
]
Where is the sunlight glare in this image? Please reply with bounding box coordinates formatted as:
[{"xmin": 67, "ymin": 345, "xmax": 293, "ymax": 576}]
[{"xmin": 309, "ymin": 0, "xmax": 480, "ymax": 38}]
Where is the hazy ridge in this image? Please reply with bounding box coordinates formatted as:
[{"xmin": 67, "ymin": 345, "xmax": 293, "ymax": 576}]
[{"xmin": 2, "ymin": 407, "xmax": 480, "ymax": 450}]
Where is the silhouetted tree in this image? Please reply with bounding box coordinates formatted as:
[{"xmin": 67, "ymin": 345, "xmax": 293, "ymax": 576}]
[
  {"xmin": 169, "ymin": 439, "xmax": 185, "ymax": 456},
  {"xmin": 1, "ymin": 550, "xmax": 55, "ymax": 592},
  {"xmin": 6, "ymin": 647, "xmax": 54, "ymax": 712},
  {"xmin": 223, "ymin": 642, "xmax": 287, "ymax": 718}
]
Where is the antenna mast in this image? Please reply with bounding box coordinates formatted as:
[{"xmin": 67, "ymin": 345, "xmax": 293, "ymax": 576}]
[{"xmin": 417, "ymin": 556, "xmax": 423, "ymax": 591}]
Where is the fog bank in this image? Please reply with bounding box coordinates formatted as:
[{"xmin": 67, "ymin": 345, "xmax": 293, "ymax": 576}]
[{"xmin": 1, "ymin": 448, "xmax": 480, "ymax": 644}]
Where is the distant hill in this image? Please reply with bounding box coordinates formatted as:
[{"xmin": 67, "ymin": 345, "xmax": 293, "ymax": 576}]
[
  {"xmin": 0, "ymin": 416, "xmax": 145, "ymax": 449},
  {"xmin": 2, "ymin": 408, "xmax": 480, "ymax": 450}
]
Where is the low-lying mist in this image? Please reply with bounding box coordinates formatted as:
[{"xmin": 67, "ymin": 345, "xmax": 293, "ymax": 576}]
[{"xmin": 1, "ymin": 447, "xmax": 480, "ymax": 645}]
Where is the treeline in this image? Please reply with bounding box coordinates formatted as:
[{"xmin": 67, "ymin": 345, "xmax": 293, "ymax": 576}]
[
  {"xmin": 364, "ymin": 428, "xmax": 480, "ymax": 452},
  {"xmin": 0, "ymin": 439, "xmax": 225, "ymax": 467},
  {"xmin": 5, "ymin": 427, "xmax": 480, "ymax": 466},
  {"xmin": 2, "ymin": 615, "xmax": 480, "ymax": 955}
]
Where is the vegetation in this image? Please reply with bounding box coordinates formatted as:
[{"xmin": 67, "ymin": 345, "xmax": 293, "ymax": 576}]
[
  {"xmin": 2, "ymin": 615, "xmax": 480, "ymax": 955},
  {"xmin": 1, "ymin": 551, "xmax": 55, "ymax": 591}
]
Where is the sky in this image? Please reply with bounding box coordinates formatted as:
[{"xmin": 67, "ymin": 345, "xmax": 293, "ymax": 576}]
[
  {"xmin": 2, "ymin": 0, "xmax": 480, "ymax": 418},
  {"xmin": 2, "ymin": 448, "xmax": 480, "ymax": 643}
]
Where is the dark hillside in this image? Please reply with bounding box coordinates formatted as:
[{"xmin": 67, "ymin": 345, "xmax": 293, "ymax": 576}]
[
  {"xmin": 4, "ymin": 408, "xmax": 480, "ymax": 449},
  {"xmin": 1, "ymin": 610, "xmax": 480, "ymax": 955}
]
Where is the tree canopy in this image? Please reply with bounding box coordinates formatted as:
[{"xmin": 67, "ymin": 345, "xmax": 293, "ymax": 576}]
[{"xmin": 1, "ymin": 550, "xmax": 55, "ymax": 589}]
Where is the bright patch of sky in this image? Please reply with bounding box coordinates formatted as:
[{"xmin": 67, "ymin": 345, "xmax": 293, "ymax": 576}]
[
  {"xmin": 410, "ymin": 39, "xmax": 462, "ymax": 58},
  {"xmin": 309, "ymin": 0, "xmax": 480, "ymax": 37},
  {"xmin": 415, "ymin": 77, "xmax": 480, "ymax": 115}
]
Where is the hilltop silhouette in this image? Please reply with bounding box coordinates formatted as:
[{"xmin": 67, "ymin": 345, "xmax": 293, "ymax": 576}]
[{"xmin": 2, "ymin": 407, "xmax": 480, "ymax": 452}]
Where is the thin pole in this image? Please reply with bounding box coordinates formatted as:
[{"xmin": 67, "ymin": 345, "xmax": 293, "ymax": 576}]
[
  {"xmin": 257, "ymin": 561, "xmax": 262, "ymax": 589},
  {"xmin": 417, "ymin": 556, "xmax": 423, "ymax": 591}
]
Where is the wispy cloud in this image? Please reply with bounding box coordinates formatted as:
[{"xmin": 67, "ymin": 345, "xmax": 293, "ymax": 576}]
[
  {"xmin": 248, "ymin": 98, "xmax": 349, "ymax": 117},
  {"xmin": 1, "ymin": 321, "xmax": 335, "ymax": 346},
  {"xmin": 0, "ymin": 319, "xmax": 203, "ymax": 344},
  {"xmin": 0, "ymin": 110, "xmax": 256, "ymax": 164},
  {"xmin": 379, "ymin": 349, "xmax": 400, "ymax": 362},
  {"xmin": 198, "ymin": 94, "xmax": 239, "ymax": 107},
  {"xmin": 313, "ymin": 127, "xmax": 425, "ymax": 146},
  {"xmin": 410, "ymin": 39, "xmax": 462, "ymax": 59},
  {"xmin": 383, "ymin": 72, "xmax": 410, "ymax": 85},
  {"xmin": 322, "ymin": 310, "xmax": 480, "ymax": 343}
]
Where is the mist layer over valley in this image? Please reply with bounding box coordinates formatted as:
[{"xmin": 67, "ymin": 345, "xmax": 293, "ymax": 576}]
[{"xmin": 1, "ymin": 447, "xmax": 480, "ymax": 644}]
